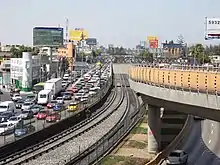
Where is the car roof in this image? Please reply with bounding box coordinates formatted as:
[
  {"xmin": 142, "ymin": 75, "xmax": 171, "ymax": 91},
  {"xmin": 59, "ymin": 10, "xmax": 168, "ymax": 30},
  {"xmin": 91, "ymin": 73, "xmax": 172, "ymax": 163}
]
[{"xmin": 171, "ymin": 150, "xmax": 184, "ymax": 153}]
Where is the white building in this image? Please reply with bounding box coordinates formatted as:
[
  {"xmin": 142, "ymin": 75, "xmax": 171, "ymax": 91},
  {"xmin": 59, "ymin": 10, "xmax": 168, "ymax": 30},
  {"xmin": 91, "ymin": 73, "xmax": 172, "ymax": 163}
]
[{"xmin": 10, "ymin": 53, "xmax": 41, "ymax": 91}]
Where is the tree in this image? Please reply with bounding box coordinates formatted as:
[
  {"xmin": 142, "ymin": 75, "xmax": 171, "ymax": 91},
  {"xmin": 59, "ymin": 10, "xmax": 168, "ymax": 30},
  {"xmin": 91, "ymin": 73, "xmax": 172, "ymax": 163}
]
[
  {"xmin": 189, "ymin": 44, "xmax": 211, "ymax": 64},
  {"xmin": 10, "ymin": 45, "xmax": 35, "ymax": 58},
  {"xmin": 140, "ymin": 50, "xmax": 153, "ymax": 62},
  {"xmin": 177, "ymin": 35, "xmax": 185, "ymax": 45}
]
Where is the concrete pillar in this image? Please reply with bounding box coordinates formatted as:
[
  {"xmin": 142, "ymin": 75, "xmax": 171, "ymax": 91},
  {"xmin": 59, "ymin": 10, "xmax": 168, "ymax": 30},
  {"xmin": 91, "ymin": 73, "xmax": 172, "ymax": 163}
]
[
  {"xmin": 147, "ymin": 104, "xmax": 161, "ymax": 153},
  {"xmin": 22, "ymin": 52, "xmax": 32, "ymax": 92}
]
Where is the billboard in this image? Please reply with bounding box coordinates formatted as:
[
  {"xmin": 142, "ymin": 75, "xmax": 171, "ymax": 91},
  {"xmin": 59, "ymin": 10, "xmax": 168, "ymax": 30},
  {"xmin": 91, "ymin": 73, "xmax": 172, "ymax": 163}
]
[
  {"xmin": 86, "ymin": 38, "xmax": 97, "ymax": 45},
  {"xmin": 205, "ymin": 17, "xmax": 220, "ymax": 40},
  {"xmin": 149, "ymin": 40, "xmax": 158, "ymax": 48},
  {"xmin": 33, "ymin": 27, "xmax": 64, "ymax": 47},
  {"xmin": 69, "ymin": 29, "xmax": 88, "ymax": 41},
  {"xmin": 147, "ymin": 36, "xmax": 158, "ymax": 42}
]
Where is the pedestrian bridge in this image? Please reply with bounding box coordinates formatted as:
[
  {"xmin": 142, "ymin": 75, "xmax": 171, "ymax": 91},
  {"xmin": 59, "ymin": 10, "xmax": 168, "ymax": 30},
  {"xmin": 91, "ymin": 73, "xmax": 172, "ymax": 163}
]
[{"xmin": 128, "ymin": 64, "xmax": 220, "ymax": 122}]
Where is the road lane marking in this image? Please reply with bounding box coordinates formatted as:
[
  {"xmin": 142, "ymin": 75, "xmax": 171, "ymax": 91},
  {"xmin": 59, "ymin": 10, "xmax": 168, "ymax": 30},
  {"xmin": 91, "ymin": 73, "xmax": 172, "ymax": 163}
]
[
  {"xmin": 211, "ymin": 123, "xmax": 214, "ymax": 127},
  {"xmin": 209, "ymin": 140, "xmax": 211, "ymax": 144},
  {"xmin": 211, "ymin": 130, "xmax": 214, "ymax": 134}
]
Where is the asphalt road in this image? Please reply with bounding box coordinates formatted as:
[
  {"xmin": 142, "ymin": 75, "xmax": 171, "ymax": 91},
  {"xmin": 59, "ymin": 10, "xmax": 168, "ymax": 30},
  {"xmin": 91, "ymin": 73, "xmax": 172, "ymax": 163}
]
[
  {"xmin": 0, "ymin": 91, "xmax": 100, "ymax": 146},
  {"xmin": 161, "ymin": 119, "xmax": 220, "ymax": 165}
]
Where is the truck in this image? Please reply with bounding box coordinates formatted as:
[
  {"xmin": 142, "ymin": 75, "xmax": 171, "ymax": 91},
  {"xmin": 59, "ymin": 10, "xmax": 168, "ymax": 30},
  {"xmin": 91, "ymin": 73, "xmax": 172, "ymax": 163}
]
[
  {"xmin": 37, "ymin": 78, "xmax": 62, "ymax": 105},
  {"xmin": 44, "ymin": 78, "xmax": 62, "ymax": 99}
]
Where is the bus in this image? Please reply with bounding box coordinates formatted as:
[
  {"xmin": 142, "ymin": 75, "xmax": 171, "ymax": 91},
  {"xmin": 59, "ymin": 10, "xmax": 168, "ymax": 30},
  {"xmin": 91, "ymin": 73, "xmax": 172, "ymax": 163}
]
[{"xmin": 33, "ymin": 82, "xmax": 45, "ymax": 93}]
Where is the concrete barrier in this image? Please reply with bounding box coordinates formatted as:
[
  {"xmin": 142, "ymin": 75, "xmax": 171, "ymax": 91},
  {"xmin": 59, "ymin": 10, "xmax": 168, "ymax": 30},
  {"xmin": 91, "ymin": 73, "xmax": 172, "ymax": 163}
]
[{"xmin": 146, "ymin": 115, "xmax": 193, "ymax": 165}]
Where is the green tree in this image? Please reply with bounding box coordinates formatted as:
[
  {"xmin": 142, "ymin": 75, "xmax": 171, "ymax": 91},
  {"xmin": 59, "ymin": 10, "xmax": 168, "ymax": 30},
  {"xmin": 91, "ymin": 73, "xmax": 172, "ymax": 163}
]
[
  {"xmin": 10, "ymin": 45, "xmax": 35, "ymax": 58},
  {"xmin": 189, "ymin": 44, "xmax": 211, "ymax": 64},
  {"xmin": 140, "ymin": 50, "xmax": 153, "ymax": 62}
]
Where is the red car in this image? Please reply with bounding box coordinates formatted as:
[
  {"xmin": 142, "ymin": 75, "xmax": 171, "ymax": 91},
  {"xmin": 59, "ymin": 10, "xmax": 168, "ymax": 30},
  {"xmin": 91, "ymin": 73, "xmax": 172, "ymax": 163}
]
[
  {"xmin": 72, "ymin": 87, "xmax": 78, "ymax": 93},
  {"xmin": 46, "ymin": 112, "xmax": 61, "ymax": 122},
  {"xmin": 47, "ymin": 100, "xmax": 57, "ymax": 108},
  {"xmin": 35, "ymin": 110, "xmax": 50, "ymax": 120}
]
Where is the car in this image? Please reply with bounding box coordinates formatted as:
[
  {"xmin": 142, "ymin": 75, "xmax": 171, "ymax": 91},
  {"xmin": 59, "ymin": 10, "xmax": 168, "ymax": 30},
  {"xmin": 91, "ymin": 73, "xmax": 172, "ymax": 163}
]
[
  {"xmin": 35, "ymin": 110, "xmax": 50, "ymax": 120},
  {"xmin": 62, "ymin": 92, "xmax": 72, "ymax": 100},
  {"xmin": 68, "ymin": 102, "xmax": 79, "ymax": 112},
  {"xmin": 14, "ymin": 125, "xmax": 35, "ymax": 137},
  {"xmin": 15, "ymin": 99, "xmax": 24, "ymax": 109},
  {"xmin": 165, "ymin": 150, "xmax": 188, "ymax": 165},
  {"xmin": 46, "ymin": 112, "xmax": 61, "ymax": 122},
  {"xmin": 47, "ymin": 100, "xmax": 57, "ymax": 108},
  {"xmin": 30, "ymin": 105, "xmax": 44, "ymax": 114},
  {"xmin": 12, "ymin": 94, "xmax": 22, "ymax": 102},
  {"xmin": 53, "ymin": 103, "xmax": 64, "ymax": 111},
  {"xmin": 26, "ymin": 94, "xmax": 37, "ymax": 103},
  {"xmin": 0, "ymin": 111, "xmax": 14, "ymax": 119},
  {"xmin": 21, "ymin": 102, "xmax": 35, "ymax": 110},
  {"xmin": 0, "ymin": 116, "xmax": 9, "ymax": 123},
  {"xmin": 194, "ymin": 116, "xmax": 204, "ymax": 120},
  {"xmin": 56, "ymin": 97, "xmax": 64, "ymax": 104},
  {"xmin": 7, "ymin": 116, "xmax": 22, "ymax": 126},
  {"xmin": 75, "ymin": 93, "xmax": 84, "ymax": 100},
  {"xmin": 80, "ymin": 95, "xmax": 89, "ymax": 103},
  {"xmin": 72, "ymin": 87, "xmax": 78, "ymax": 93},
  {"xmin": 0, "ymin": 122, "xmax": 16, "ymax": 135},
  {"xmin": 18, "ymin": 110, "xmax": 34, "ymax": 119}
]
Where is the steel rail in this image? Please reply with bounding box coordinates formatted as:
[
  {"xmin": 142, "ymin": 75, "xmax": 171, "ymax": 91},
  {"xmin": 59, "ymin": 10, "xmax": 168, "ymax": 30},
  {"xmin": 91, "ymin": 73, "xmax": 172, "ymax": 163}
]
[{"xmin": 67, "ymin": 74, "xmax": 131, "ymax": 165}]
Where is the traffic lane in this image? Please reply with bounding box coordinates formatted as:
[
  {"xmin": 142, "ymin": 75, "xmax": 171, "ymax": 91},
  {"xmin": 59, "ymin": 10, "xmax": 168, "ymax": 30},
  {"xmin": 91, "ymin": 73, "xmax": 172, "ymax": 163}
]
[
  {"xmin": 202, "ymin": 119, "xmax": 220, "ymax": 158},
  {"xmin": 0, "ymin": 91, "xmax": 11, "ymax": 102},
  {"xmin": 160, "ymin": 121, "xmax": 201, "ymax": 165},
  {"xmin": 0, "ymin": 94, "xmax": 99, "ymax": 145}
]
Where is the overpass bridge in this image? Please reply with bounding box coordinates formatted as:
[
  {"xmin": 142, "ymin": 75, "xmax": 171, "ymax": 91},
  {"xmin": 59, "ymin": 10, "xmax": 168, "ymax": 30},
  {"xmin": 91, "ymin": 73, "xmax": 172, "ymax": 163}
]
[{"xmin": 113, "ymin": 64, "xmax": 220, "ymax": 162}]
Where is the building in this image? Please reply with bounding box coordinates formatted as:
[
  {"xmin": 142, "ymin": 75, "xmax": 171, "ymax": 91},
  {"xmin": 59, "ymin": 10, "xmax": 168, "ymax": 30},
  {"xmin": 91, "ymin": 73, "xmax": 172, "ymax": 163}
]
[
  {"xmin": 210, "ymin": 55, "xmax": 220, "ymax": 64},
  {"xmin": 10, "ymin": 52, "xmax": 41, "ymax": 91},
  {"xmin": 58, "ymin": 43, "xmax": 75, "ymax": 70},
  {"xmin": 162, "ymin": 41, "xmax": 183, "ymax": 58}
]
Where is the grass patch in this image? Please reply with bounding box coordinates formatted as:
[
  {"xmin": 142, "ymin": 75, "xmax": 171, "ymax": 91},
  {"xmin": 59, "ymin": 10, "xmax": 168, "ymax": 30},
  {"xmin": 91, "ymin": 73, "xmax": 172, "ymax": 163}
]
[
  {"xmin": 131, "ymin": 127, "xmax": 147, "ymax": 134},
  {"xmin": 101, "ymin": 155, "xmax": 149, "ymax": 165},
  {"xmin": 124, "ymin": 140, "xmax": 147, "ymax": 149}
]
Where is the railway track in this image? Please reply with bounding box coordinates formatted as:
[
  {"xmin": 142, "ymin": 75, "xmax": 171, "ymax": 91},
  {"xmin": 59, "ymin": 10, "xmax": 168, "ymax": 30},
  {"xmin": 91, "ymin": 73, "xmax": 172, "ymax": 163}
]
[
  {"xmin": 0, "ymin": 74, "xmax": 125, "ymax": 165},
  {"xmin": 68, "ymin": 74, "xmax": 143, "ymax": 165}
]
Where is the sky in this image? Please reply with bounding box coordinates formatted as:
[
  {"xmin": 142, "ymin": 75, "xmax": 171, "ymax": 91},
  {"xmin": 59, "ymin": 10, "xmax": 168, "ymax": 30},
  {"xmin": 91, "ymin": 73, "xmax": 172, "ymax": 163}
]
[{"xmin": 0, "ymin": 0, "xmax": 220, "ymax": 48}]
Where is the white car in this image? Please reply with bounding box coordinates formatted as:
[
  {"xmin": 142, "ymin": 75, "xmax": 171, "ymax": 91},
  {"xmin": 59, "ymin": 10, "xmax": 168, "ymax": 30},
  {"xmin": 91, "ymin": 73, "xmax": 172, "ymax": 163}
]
[
  {"xmin": 7, "ymin": 116, "xmax": 22, "ymax": 126},
  {"xmin": 75, "ymin": 93, "xmax": 84, "ymax": 100},
  {"xmin": 56, "ymin": 97, "xmax": 64, "ymax": 104},
  {"xmin": 80, "ymin": 95, "xmax": 89, "ymax": 102},
  {"xmin": 12, "ymin": 94, "xmax": 22, "ymax": 102},
  {"xmin": 22, "ymin": 102, "xmax": 35, "ymax": 110},
  {"xmin": 0, "ymin": 122, "xmax": 16, "ymax": 135},
  {"xmin": 166, "ymin": 150, "xmax": 188, "ymax": 165}
]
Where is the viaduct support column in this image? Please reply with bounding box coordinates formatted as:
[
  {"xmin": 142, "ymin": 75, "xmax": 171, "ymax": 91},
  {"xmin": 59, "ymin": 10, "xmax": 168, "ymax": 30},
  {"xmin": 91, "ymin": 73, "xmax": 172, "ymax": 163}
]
[{"xmin": 147, "ymin": 104, "xmax": 161, "ymax": 153}]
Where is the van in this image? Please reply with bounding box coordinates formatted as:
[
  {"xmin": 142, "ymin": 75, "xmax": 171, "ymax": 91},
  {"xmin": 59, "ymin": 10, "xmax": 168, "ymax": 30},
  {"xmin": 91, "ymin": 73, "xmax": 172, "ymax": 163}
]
[
  {"xmin": 0, "ymin": 101, "xmax": 16, "ymax": 113},
  {"xmin": 37, "ymin": 90, "xmax": 52, "ymax": 105}
]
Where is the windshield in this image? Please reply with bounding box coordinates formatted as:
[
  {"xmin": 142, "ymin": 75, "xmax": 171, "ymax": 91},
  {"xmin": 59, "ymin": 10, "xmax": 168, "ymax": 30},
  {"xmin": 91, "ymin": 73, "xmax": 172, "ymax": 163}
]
[
  {"xmin": 0, "ymin": 124, "xmax": 7, "ymax": 128},
  {"xmin": 23, "ymin": 102, "xmax": 32, "ymax": 106},
  {"xmin": 0, "ymin": 105, "xmax": 7, "ymax": 109},
  {"xmin": 40, "ymin": 94, "xmax": 47, "ymax": 98},
  {"xmin": 27, "ymin": 95, "xmax": 35, "ymax": 99},
  {"xmin": 9, "ymin": 117, "xmax": 18, "ymax": 121},
  {"xmin": 50, "ymin": 101, "xmax": 57, "ymax": 103},
  {"xmin": 169, "ymin": 152, "xmax": 181, "ymax": 157},
  {"xmin": 39, "ymin": 111, "xmax": 47, "ymax": 114},
  {"xmin": 22, "ymin": 111, "xmax": 30, "ymax": 114},
  {"xmin": 57, "ymin": 98, "xmax": 62, "ymax": 100}
]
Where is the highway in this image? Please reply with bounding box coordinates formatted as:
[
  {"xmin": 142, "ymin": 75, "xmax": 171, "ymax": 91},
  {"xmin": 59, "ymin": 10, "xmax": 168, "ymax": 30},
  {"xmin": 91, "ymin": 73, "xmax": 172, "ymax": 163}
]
[
  {"xmin": 0, "ymin": 91, "xmax": 101, "ymax": 146},
  {"xmin": 161, "ymin": 119, "xmax": 220, "ymax": 165}
]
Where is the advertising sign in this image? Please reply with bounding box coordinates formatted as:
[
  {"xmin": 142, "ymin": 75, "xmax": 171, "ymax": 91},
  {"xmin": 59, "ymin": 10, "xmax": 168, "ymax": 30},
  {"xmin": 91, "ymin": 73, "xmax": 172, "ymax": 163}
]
[
  {"xmin": 147, "ymin": 36, "xmax": 158, "ymax": 42},
  {"xmin": 205, "ymin": 17, "xmax": 220, "ymax": 39},
  {"xmin": 86, "ymin": 38, "xmax": 97, "ymax": 45},
  {"xmin": 33, "ymin": 27, "xmax": 64, "ymax": 47},
  {"xmin": 149, "ymin": 40, "xmax": 158, "ymax": 49},
  {"xmin": 69, "ymin": 29, "xmax": 88, "ymax": 41}
]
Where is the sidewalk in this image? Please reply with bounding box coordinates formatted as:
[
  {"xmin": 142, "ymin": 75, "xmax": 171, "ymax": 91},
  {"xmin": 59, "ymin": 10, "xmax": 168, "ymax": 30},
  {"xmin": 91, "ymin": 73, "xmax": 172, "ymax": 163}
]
[{"xmin": 101, "ymin": 115, "xmax": 155, "ymax": 165}]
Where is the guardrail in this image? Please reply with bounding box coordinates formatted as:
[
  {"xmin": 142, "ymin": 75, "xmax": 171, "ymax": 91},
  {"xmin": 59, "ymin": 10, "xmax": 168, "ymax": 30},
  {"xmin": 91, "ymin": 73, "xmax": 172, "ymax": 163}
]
[
  {"xmin": 146, "ymin": 115, "xmax": 193, "ymax": 165},
  {"xmin": 0, "ymin": 69, "xmax": 113, "ymax": 159},
  {"xmin": 132, "ymin": 64, "xmax": 220, "ymax": 72}
]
